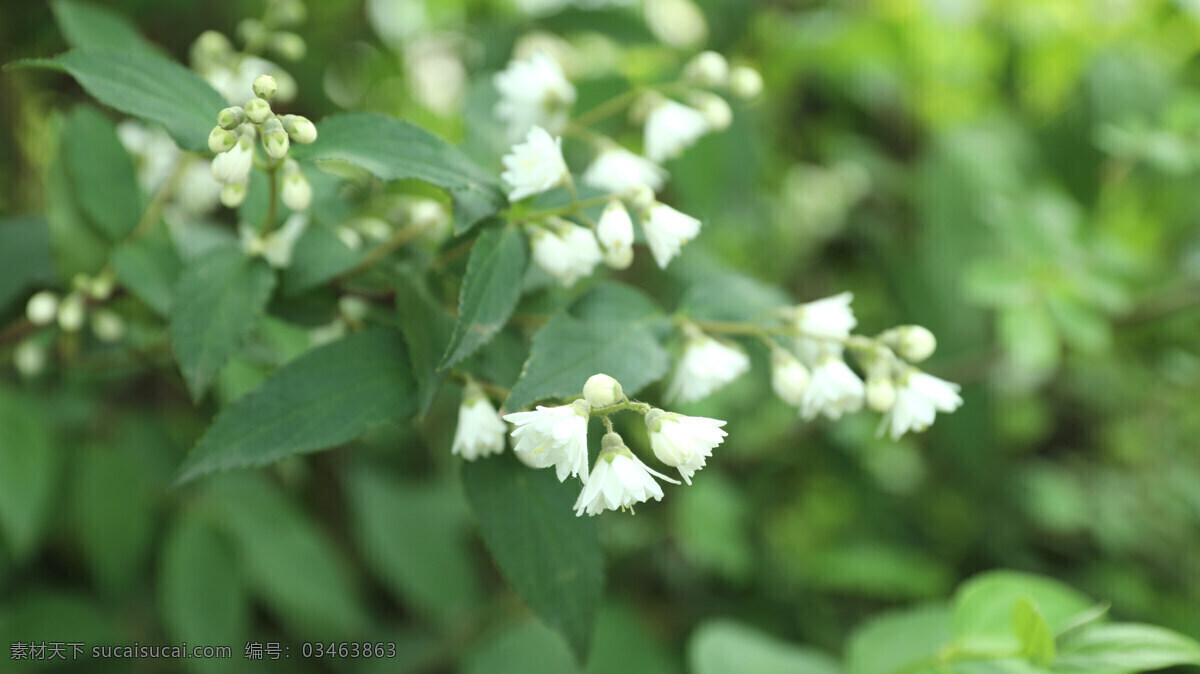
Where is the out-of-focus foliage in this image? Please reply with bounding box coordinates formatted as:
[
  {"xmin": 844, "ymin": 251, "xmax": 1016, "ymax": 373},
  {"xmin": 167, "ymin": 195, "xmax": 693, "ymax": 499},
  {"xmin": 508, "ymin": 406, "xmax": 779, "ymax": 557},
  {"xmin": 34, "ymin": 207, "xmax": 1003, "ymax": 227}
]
[{"xmin": 1, "ymin": 0, "xmax": 1199, "ymax": 673}]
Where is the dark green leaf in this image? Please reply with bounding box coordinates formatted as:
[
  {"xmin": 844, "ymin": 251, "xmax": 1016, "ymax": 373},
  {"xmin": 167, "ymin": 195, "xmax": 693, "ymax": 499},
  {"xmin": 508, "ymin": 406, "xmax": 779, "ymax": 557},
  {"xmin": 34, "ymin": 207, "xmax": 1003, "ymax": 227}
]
[
  {"xmin": 0, "ymin": 217, "xmax": 54, "ymax": 314},
  {"xmin": 441, "ymin": 224, "xmax": 527, "ymax": 369},
  {"xmin": 175, "ymin": 328, "xmax": 416, "ymax": 483},
  {"xmin": 170, "ymin": 246, "xmax": 276, "ymax": 401},
  {"xmin": 506, "ymin": 282, "xmax": 670, "ymax": 410},
  {"xmin": 689, "ymin": 620, "xmax": 840, "ymax": 674},
  {"xmin": 0, "ymin": 390, "xmax": 58, "ymax": 561},
  {"xmin": 50, "ymin": 0, "xmax": 161, "ymax": 56},
  {"xmin": 462, "ymin": 453, "xmax": 603, "ymax": 662},
  {"xmin": 112, "ymin": 227, "xmax": 181, "ymax": 316},
  {"xmin": 396, "ymin": 268, "xmax": 454, "ymax": 415},
  {"xmin": 290, "ymin": 112, "xmax": 505, "ymax": 233},
  {"xmin": 1014, "ymin": 598, "xmax": 1057, "ymax": 667},
  {"xmin": 70, "ymin": 445, "xmax": 155, "ymax": 594},
  {"xmin": 64, "ymin": 104, "xmax": 141, "ymax": 241},
  {"xmin": 46, "ymin": 113, "xmax": 109, "ymax": 278},
  {"xmin": 1054, "ymin": 623, "xmax": 1200, "ymax": 673},
  {"xmin": 280, "ymin": 222, "xmax": 363, "ymax": 296}
]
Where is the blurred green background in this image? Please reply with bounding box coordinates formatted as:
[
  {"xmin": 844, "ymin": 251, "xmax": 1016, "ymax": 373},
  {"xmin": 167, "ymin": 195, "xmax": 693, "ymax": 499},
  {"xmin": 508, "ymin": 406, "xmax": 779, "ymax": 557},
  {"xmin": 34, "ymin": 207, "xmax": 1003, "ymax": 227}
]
[{"xmin": 2, "ymin": 0, "xmax": 1200, "ymax": 672}]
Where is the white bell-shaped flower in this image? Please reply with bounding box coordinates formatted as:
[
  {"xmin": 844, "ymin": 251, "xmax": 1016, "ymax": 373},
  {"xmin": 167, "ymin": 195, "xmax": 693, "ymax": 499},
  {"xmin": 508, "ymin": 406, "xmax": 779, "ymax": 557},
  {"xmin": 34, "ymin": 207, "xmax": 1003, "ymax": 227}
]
[
  {"xmin": 880, "ymin": 370, "xmax": 963, "ymax": 440},
  {"xmin": 574, "ymin": 433, "xmax": 679, "ymax": 516},
  {"xmin": 596, "ymin": 201, "xmax": 635, "ymax": 269},
  {"xmin": 451, "ymin": 383, "xmax": 507, "ymax": 460},
  {"xmin": 505, "ymin": 399, "xmax": 592, "ymax": 483},
  {"xmin": 800, "ymin": 354, "xmax": 865, "ymax": 420},
  {"xmin": 644, "ymin": 99, "xmax": 709, "ymax": 163},
  {"xmin": 501, "ymin": 126, "xmax": 568, "ymax": 202},
  {"xmin": 645, "ymin": 409, "xmax": 727, "ymax": 485},
  {"xmin": 493, "ymin": 50, "xmax": 576, "ymax": 141},
  {"xmin": 240, "ymin": 214, "xmax": 308, "ymax": 269},
  {"xmin": 770, "ymin": 348, "xmax": 810, "ymax": 407},
  {"xmin": 581, "ymin": 146, "xmax": 667, "ymax": 196},
  {"xmin": 641, "ymin": 202, "xmax": 701, "ymax": 269},
  {"xmin": 791, "ymin": 292, "xmax": 857, "ymax": 340},
  {"xmin": 211, "ymin": 133, "xmax": 254, "ymax": 185},
  {"xmin": 530, "ymin": 219, "xmax": 602, "ymax": 287},
  {"xmin": 667, "ymin": 330, "xmax": 750, "ymax": 403}
]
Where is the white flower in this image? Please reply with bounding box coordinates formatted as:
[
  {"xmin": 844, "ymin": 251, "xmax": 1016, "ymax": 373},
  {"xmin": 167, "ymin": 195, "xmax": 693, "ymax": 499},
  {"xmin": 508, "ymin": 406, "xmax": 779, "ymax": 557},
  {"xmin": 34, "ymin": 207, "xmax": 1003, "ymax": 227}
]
[
  {"xmin": 771, "ymin": 348, "xmax": 810, "ymax": 407},
  {"xmin": 452, "ymin": 386, "xmax": 507, "ymax": 460},
  {"xmin": 574, "ymin": 433, "xmax": 679, "ymax": 516},
  {"xmin": 175, "ymin": 161, "xmax": 223, "ymax": 215},
  {"xmin": 211, "ymin": 134, "xmax": 254, "ymax": 185},
  {"xmin": 240, "ymin": 214, "xmax": 308, "ymax": 268},
  {"xmin": 596, "ymin": 201, "xmax": 634, "ymax": 269},
  {"xmin": 800, "ymin": 355, "xmax": 865, "ymax": 420},
  {"xmin": 644, "ymin": 99, "xmax": 709, "ymax": 163},
  {"xmin": 667, "ymin": 332, "xmax": 750, "ymax": 403},
  {"xmin": 281, "ymin": 171, "xmax": 312, "ymax": 211},
  {"xmin": 865, "ymin": 376, "xmax": 897, "ymax": 412},
  {"xmin": 881, "ymin": 370, "xmax": 963, "ymax": 440},
  {"xmin": 501, "ymin": 126, "xmax": 568, "ymax": 202},
  {"xmin": 530, "ymin": 220, "xmax": 602, "ymax": 287},
  {"xmin": 641, "ymin": 202, "xmax": 701, "ymax": 269},
  {"xmin": 505, "ymin": 399, "xmax": 592, "ymax": 483},
  {"xmin": 117, "ymin": 120, "xmax": 181, "ymax": 194},
  {"xmin": 645, "ymin": 409, "xmax": 727, "ymax": 485},
  {"xmin": 493, "ymin": 50, "xmax": 576, "ymax": 141},
  {"xmin": 791, "ymin": 292, "xmax": 857, "ymax": 340},
  {"xmin": 581, "ymin": 146, "xmax": 667, "ymax": 196}
]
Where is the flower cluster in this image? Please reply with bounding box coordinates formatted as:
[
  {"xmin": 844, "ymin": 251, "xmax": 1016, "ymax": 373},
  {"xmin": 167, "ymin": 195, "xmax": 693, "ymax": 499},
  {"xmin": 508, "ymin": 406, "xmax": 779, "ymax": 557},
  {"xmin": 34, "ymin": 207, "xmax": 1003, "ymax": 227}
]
[
  {"xmin": 189, "ymin": 0, "xmax": 306, "ymax": 105},
  {"xmin": 448, "ymin": 373, "xmax": 728, "ymax": 517}
]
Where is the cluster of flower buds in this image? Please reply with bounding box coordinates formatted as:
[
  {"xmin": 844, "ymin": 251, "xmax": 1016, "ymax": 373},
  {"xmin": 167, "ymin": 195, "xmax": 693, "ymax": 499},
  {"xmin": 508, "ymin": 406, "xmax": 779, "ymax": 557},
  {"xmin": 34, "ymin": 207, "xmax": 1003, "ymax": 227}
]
[
  {"xmin": 449, "ymin": 373, "xmax": 728, "ymax": 516},
  {"xmin": 208, "ymin": 75, "xmax": 316, "ymax": 209},
  {"xmin": 23, "ymin": 272, "xmax": 126, "ymax": 353}
]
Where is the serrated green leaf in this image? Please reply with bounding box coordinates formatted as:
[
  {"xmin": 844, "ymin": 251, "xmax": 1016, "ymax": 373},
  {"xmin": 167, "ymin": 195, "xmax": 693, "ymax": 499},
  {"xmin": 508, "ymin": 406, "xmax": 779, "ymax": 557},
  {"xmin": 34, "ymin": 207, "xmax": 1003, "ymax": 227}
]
[
  {"xmin": 1053, "ymin": 623, "xmax": 1200, "ymax": 673},
  {"xmin": 689, "ymin": 620, "xmax": 841, "ymax": 674},
  {"xmin": 396, "ymin": 268, "xmax": 454, "ymax": 415},
  {"xmin": 289, "ymin": 112, "xmax": 505, "ymax": 233},
  {"xmin": 175, "ymin": 328, "xmax": 416, "ymax": 483},
  {"xmin": 462, "ymin": 453, "xmax": 603, "ymax": 662},
  {"xmin": 1014, "ymin": 598, "xmax": 1057, "ymax": 667},
  {"xmin": 50, "ymin": 0, "xmax": 161, "ymax": 56},
  {"xmin": 954, "ymin": 571, "xmax": 1093, "ymax": 653},
  {"xmin": 158, "ymin": 514, "xmax": 248, "ymax": 674},
  {"xmin": 0, "ymin": 390, "xmax": 58, "ymax": 561},
  {"xmin": 24, "ymin": 50, "xmax": 226, "ymax": 152},
  {"xmin": 0, "ymin": 217, "xmax": 53, "ymax": 314},
  {"xmin": 112, "ymin": 227, "xmax": 181, "ymax": 316},
  {"xmin": 441, "ymin": 224, "xmax": 527, "ymax": 369},
  {"xmin": 506, "ymin": 282, "xmax": 670, "ymax": 410},
  {"xmin": 170, "ymin": 246, "xmax": 276, "ymax": 401}
]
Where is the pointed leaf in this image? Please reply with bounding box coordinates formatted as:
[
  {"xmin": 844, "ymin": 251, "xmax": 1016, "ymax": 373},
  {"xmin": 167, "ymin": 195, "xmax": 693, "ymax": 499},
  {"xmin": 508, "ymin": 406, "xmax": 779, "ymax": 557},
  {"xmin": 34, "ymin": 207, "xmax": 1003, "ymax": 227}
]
[
  {"xmin": 441, "ymin": 224, "xmax": 527, "ymax": 369},
  {"xmin": 64, "ymin": 106, "xmax": 141, "ymax": 241},
  {"xmin": 1014, "ymin": 598, "xmax": 1056, "ymax": 667},
  {"xmin": 1054, "ymin": 623, "xmax": 1200, "ymax": 673},
  {"xmin": 50, "ymin": 0, "xmax": 161, "ymax": 56},
  {"xmin": 689, "ymin": 620, "xmax": 841, "ymax": 674}
]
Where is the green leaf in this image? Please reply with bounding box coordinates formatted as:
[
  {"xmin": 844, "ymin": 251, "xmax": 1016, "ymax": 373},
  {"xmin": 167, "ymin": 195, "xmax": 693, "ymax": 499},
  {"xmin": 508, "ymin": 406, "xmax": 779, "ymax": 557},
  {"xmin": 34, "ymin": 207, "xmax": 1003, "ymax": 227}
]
[
  {"xmin": 0, "ymin": 217, "xmax": 53, "ymax": 314},
  {"xmin": 689, "ymin": 620, "xmax": 841, "ymax": 674},
  {"xmin": 112, "ymin": 227, "xmax": 181, "ymax": 316},
  {"xmin": 506, "ymin": 282, "xmax": 670, "ymax": 410},
  {"xmin": 175, "ymin": 328, "xmax": 416, "ymax": 483},
  {"xmin": 50, "ymin": 0, "xmax": 161, "ymax": 56},
  {"xmin": 289, "ymin": 112, "xmax": 505, "ymax": 233},
  {"xmin": 70, "ymin": 445, "xmax": 156, "ymax": 594},
  {"xmin": 46, "ymin": 113, "xmax": 110, "ymax": 278},
  {"xmin": 280, "ymin": 222, "xmax": 363, "ymax": 296},
  {"xmin": 395, "ymin": 268, "xmax": 454, "ymax": 416},
  {"xmin": 954, "ymin": 571, "xmax": 1093, "ymax": 652},
  {"xmin": 462, "ymin": 453, "xmax": 603, "ymax": 662},
  {"xmin": 24, "ymin": 50, "xmax": 226, "ymax": 152},
  {"xmin": 1014, "ymin": 598, "xmax": 1057, "ymax": 667},
  {"xmin": 1053, "ymin": 623, "xmax": 1200, "ymax": 673},
  {"xmin": 464, "ymin": 619, "xmax": 582, "ymax": 674},
  {"xmin": 678, "ymin": 270, "xmax": 793, "ymax": 323},
  {"xmin": 170, "ymin": 246, "xmax": 276, "ymax": 401},
  {"xmin": 347, "ymin": 465, "xmax": 481, "ymax": 624},
  {"xmin": 0, "ymin": 390, "xmax": 58, "ymax": 561},
  {"xmin": 64, "ymin": 104, "xmax": 141, "ymax": 241},
  {"xmin": 158, "ymin": 514, "xmax": 248, "ymax": 674},
  {"xmin": 441, "ymin": 224, "xmax": 528, "ymax": 369},
  {"xmin": 846, "ymin": 603, "xmax": 953, "ymax": 674}
]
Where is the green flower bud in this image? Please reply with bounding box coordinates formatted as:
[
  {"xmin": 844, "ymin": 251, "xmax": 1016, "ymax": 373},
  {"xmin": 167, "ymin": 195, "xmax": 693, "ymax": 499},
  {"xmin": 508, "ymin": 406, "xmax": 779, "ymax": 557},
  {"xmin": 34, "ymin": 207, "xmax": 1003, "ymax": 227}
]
[
  {"xmin": 57, "ymin": 293, "xmax": 86, "ymax": 332},
  {"xmin": 90, "ymin": 309, "xmax": 125, "ymax": 343},
  {"xmin": 208, "ymin": 125, "xmax": 237, "ymax": 154},
  {"xmin": 217, "ymin": 106, "xmax": 246, "ymax": 130},
  {"xmin": 253, "ymin": 74, "xmax": 278, "ymax": 100},
  {"xmin": 729, "ymin": 65, "xmax": 763, "ymax": 99},
  {"xmin": 263, "ymin": 126, "xmax": 290, "ymax": 160},
  {"xmin": 244, "ymin": 97, "xmax": 272, "ymax": 125},
  {"xmin": 190, "ymin": 30, "xmax": 232, "ymax": 70},
  {"xmin": 269, "ymin": 0, "xmax": 307, "ymax": 26},
  {"xmin": 281, "ymin": 171, "xmax": 312, "ymax": 211},
  {"xmin": 220, "ymin": 182, "xmax": 248, "ymax": 208},
  {"xmin": 286, "ymin": 116, "xmax": 317, "ymax": 144},
  {"xmin": 272, "ymin": 32, "xmax": 306, "ymax": 61}
]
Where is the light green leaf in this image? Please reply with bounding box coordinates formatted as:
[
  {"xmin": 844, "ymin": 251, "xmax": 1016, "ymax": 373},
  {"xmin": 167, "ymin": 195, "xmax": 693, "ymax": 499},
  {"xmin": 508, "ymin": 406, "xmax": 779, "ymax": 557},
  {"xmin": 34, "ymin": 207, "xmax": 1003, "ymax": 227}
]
[
  {"xmin": 0, "ymin": 217, "xmax": 53, "ymax": 314},
  {"xmin": 21, "ymin": 50, "xmax": 226, "ymax": 152},
  {"xmin": 396, "ymin": 268, "xmax": 454, "ymax": 416},
  {"xmin": 506, "ymin": 282, "xmax": 670, "ymax": 410},
  {"xmin": 462, "ymin": 453, "xmax": 603, "ymax": 662},
  {"xmin": 70, "ymin": 445, "xmax": 156, "ymax": 595},
  {"xmin": 1014, "ymin": 598, "xmax": 1057, "ymax": 667},
  {"xmin": 689, "ymin": 620, "xmax": 841, "ymax": 674},
  {"xmin": 170, "ymin": 246, "xmax": 276, "ymax": 401},
  {"xmin": 347, "ymin": 465, "xmax": 481, "ymax": 624},
  {"xmin": 289, "ymin": 112, "xmax": 505, "ymax": 233},
  {"xmin": 158, "ymin": 514, "xmax": 248, "ymax": 674},
  {"xmin": 954, "ymin": 571, "xmax": 1093, "ymax": 652},
  {"xmin": 112, "ymin": 227, "xmax": 181, "ymax": 316},
  {"xmin": 0, "ymin": 390, "xmax": 58, "ymax": 561},
  {"xmin": 175, "ymin": 328, "xmax": 416, "ymax": 483},
  {"xmin": 1053, "ymin": 623, "xmax": 1200, "ymax": 673},
  {"xmin": 50, "ymin": 0, "xmax": 161, "ymax": 56},
  {"xmin": 846, "ymin": 603, "xmax": 953, "ymax": 674},
  {"xmin": 441, "ymin": 224, "xmax": 527, "ymax": 369}
]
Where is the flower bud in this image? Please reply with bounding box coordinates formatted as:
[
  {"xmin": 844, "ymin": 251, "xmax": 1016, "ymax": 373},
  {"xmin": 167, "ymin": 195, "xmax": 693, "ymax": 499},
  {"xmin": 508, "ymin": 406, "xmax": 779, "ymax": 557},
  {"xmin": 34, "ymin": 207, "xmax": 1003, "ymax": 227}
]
[
  {"xmin": 597, "ymin": 201, "xmax": 634, "ymax": 269},
  {"xmin": 895, "ymin": 325, "xmax": 937, "ymax": 363},
  {"xmin": 865, "ymin": 376, "xmax": 897, "ymax": 412},
  {"xmin": 57, "ymin": 293, "xmax": 86, "ymax": 332},
  {"xmin": 90, "ymin": 309, "xmax": 126, "ymax": 343},
  {"xmin": 286, "ymin": 116, "xmax": 318, "ymax": 144},
  {"xmin": 237, "ymin": 18, "xmax": 267, "ymax": 46},
  {"xmin": 627, "ymin": 183, "xmax": 655, "ymax": 214},
  {"xmin": 243, "ymin": 97, "xmax": 272, "ymax": 124},
  {"xmin": 270, "ymin": 0, "xmax": 307, "ymax": 26},
  {"xmin": 253, "ymin": 74, "xmax": 278, "ymax": 100},
  {"xmin": 272, "ymin": 32, "xmax": 307, "ymax": 61},
  {"xmin": 338, "ymin": 296, "xmax": 370, "ymax": 322},
  {"xmin": 689, "ymin": 91, "xmax": 732, "ymax": 131},
  {"xmin": 583, "ymin": 373, "xmax": 624, "ymax": 408},
  {"xmin": 281, "ymin": 171, "xmax": 312, "ymax": 211},
  {"xmin": 684, "ymin": 51, "xmax": 729, "ymax": 87},
  {"xmin": 190, "ymin": 30, "xmax": 232, "ymax": 70},
  {"xmin": 217, "ymin": 106, "xmax": 246, "ymax": 130},
  {"xmin": 771, "ymin": 348, "xmax": 810, "ymax": 407},
  {"xmin": 729, "ymin": 65, "xmax": 763, "ymax": 99},
  {"xmin": 262, "ymin": 124, "xmax": 290, "ymax": 160},
  {"xmin": 336, "ymin": 226, "xmax": 363, "ymax": 250},
  {"xmin": 26, "ymin": 290, "xmax": 60, "ymax": 325},
  {"xmin": 211, "ymin": 136, "xmax": 254, "ymax": 184},
  {"xmin": 88, "ymin": 274, "xmax": 115, "ymax": 301},
  {"xmin": 13, "ymin": 339, "xmax": 47, "ymax": 377},
  {"xmin": 221, "ymin": 182, "xmax": 248, "ymax": 207},
  {"xmin": 208, "ymin": 126, "xmax": 237, "ymax": 154}
]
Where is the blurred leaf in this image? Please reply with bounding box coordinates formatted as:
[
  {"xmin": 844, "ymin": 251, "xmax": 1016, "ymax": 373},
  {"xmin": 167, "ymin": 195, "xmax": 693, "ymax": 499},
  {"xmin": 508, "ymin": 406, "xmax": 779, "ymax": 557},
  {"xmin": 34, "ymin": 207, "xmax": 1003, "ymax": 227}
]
[
  {"xmin": 999, "ymin": 304, "xmax": 1060, "ymax": 375},
  {"xmin": 462, "ymin": 453, "xmax": 603, "ymax": 662},
  {"xmin": 689, "ymin": 620, "xmax": 841, "ymax": 674},
  {"xmin": 290, "ymin": 112, "xmax": 505, "ymax": 233},
  {"xmin": 1014, "ymin": 598, "xmax": 1056, "ymax": 667},
  {"xmin": 588, "ymin": 603, "xmax": 681, "ymax": 674},
  {"xmin": 441, "ymin": 224, "xmax": 527, "ymax": 369},
  {"xmin": 464, "ymin": 619, "xmax": 581, "ymax": 674},
  {"xmin": 0, "ymin": 591, "xmax": 124, "ymax": 656},
  {"xmin": 1053, "ymin": 623, "xmax": 1200, "ymax": 673},
  {"xmin": 347, "ymin": 465, "xmax": 481, "ymax": 624},
  {"xmin": 158, "ymin": 513, "xmax": 248, "ymax": 674},
  {"xmin": 20, "ymin": 50, "xmax": 226, "ymax": 152},
  {"xmin": 954, "ymin": 571, "xmax": 1093, "ymax": 652},
  {"xmin": 677, "ymin": 270, "xmax": 792, "ymax": 323},
  {"xmin": 671, "ymin": 471, "xmax": 752, "ymax": 582},
  {"xmin": 0, "ymin": 390, "xmax": 58, "ymax": 561},
  {"xmin": 846, "ymin": 603, "xmax": 952, "ymax": 674},
  {"xmin": 50, "ymin": 0, "xmax": 161, "ymax": 56},
  {"xmin": 395, "ymin": 268, "xmax": 453, "ymax": 416},
  {"xmin": 803, "ymin": 543, "xmax": 951, "ymax": 600},
  {"xmin": 70, "ymin": 445, "xmax": 156, "ymax": 595},
  {"xmin": 0, "ymin": 217, "xmax": 53, "ymax": 315},
  {"xmin": 63, "ymin": 107, "xmax": 141, "ymax": 242},
  {"xmin": 170, "ymin": 246, "xmax": 276, "ymax": 401},
  {"xmin": 46, "ymin": 113, "xmax": 110, "ymax": 278},
  {"xmin": 506, "ymin": 282, "xmax": 670, "ymax": 410},
  {"xmin": 112, "ymin": 227, "xmax": 181, "ymax": 316},
  {"xmin": 279, "ymin": 222, "xmax": 363, "ymax": 296},
  {"xmin": 175, "ymin": 328, "xmax": 416, "ymax": 483}
]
